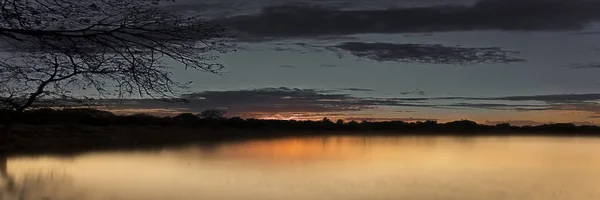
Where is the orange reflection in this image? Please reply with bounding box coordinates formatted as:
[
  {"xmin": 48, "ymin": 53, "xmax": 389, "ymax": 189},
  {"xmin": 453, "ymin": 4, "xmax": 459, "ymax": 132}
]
[{"xmin": 212, "ymin": 137, "xmax": 367, "ymax": 161}]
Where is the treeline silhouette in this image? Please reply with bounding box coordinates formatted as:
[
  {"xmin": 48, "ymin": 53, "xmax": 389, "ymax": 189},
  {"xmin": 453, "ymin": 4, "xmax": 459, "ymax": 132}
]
[{"xmin": 3, "ymin": 108, "xmax": 600, "ymax": 136}]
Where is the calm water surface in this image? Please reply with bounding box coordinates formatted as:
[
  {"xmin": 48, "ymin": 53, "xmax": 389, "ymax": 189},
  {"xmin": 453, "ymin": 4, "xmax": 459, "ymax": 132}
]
[{"xmin": 2, "ymin": 136, "xmax": 600, "ymax": 200}]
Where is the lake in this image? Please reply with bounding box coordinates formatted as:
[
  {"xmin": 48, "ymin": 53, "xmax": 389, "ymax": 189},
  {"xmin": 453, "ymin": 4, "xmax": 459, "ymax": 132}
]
[{"xmin": 2, "ymin": 136, "xmax": 600, "ymax": 200}]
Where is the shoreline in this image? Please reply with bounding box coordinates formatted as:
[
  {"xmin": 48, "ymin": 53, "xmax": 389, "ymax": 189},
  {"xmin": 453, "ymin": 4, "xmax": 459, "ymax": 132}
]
[{"xmin": 2, "ymin": 124, "xmax": 600, "ymax": 157}]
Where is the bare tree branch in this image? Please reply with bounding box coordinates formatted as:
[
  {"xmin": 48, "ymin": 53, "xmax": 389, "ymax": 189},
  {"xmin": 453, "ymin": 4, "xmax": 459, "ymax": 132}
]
[{"xmin": 0, "ymin": 0, "xmax": 230, "ymax": 114}]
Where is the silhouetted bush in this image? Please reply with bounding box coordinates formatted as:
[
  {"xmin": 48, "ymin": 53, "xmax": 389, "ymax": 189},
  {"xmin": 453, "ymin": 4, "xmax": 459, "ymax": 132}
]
[
  {"xmin": 173, "ymin": 113, "xmax": 201, "ymax": 125},
  {"xmin": 199, "ymin": 109, "xmax": 226, "ymax": 119}
]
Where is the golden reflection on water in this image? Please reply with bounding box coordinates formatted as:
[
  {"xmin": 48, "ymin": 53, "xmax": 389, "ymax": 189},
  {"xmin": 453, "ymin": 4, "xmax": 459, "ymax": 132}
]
[{"xmin": 3, "ymin": 136, "xmax": 600, "ymax": 200}]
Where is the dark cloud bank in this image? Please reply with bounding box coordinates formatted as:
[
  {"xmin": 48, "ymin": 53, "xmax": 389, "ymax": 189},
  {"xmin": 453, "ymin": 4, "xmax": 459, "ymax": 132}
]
[
  {"xmin": 333, "ymin": 42, "xmax": 524, "ymax": 64},
  {"xmin": 106, "ymin": 88, "xmax": 600, "ymax": 119},
  {"xmin": 273, "ymin": 42, "xmax": 524, "ymax": 64},
  {"xmin": 217, "ymin": 0, "xmax": 572, "ymax": 64},
  {"xmin": 217, "ymin": 0, "xmax": 600, "ymax": 38}
]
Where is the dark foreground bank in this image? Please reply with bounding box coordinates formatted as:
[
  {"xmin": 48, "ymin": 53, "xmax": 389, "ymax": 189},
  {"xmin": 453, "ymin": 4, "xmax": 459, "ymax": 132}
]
[
  {"xmin": 2, "ymin": 108, "xmax": 600, "ymax": 155},
  {"xmin": 3, "ymin": 124, "xmax": 600, "ymax": 156}
]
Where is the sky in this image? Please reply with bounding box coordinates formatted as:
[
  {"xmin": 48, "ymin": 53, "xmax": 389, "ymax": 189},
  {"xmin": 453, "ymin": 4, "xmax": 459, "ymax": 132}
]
[{"xmin": 111, "ymin": 0, "xmax": 600, "ymax": 125}]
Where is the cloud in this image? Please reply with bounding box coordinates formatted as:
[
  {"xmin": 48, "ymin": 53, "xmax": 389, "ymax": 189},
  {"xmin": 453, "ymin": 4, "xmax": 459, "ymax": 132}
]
[
  {"xmin": 102, "ymin": 88, "xmax": 600, "ymax": 120},
  {"xmin": 314, "ymin": 35, "xmax": 361, "ymax": 41},
  {"xmin": 485, "ymin": 93, "xmax": 600, "ymax": 103},
  {"xmin": 440, "ymin": 103, "xmax": 548, "ymax": 110},
  {"xmin": 569, "ymin": 62, "xmax": 600, "ymax": 69},
  {"xmin": 320, "ymin": 64, "xmax": 340, "ymax": 68},
  {"xmin": 217, "ymin": 0, "xmax": 600, "ymax": 38},
  {"xmin": 400, "ymin": 89, "xmax": 426, "ymax": 96},
  {"xmin": 546, "ymin": 102, "xmax": 600, "ymax": 114},
  {"xmin": 101, "ymin": 87, "xmax": 438, "ymax": 118},
  {"xmin": 333, "ymin": 42, "xmax": 524, "ymax": 64},
  {"xmin": 256, "ymin": 41, "xmax": 524, "ymax": 65},
  {"xmin": 390, "ymin": 93, "xmax": 600, "ymax": 103},
  {"xmin": 377, "ymin": 93, "xmax": 600, "ymax": 114},
  {"xmin": 105, "ymin": 88, "xmax": 377, "ymax": 118},
  {"xmin": 434, "ymin": 94, "xmax": 600, "ymax": 116},
  {"xmin": 415, "ymin": 93, "xmax": 600, "ymax": 113},
  {"xmin": 339, "ymin": 88, "xmax": 375, "ymax": 92},
  {"xmin": 344, "ymin": 117, "xmax": 438, "ymax": 122},
  {"xmin": 571, "ymin": 31, "xmax": 600, "ymax": 35},
  {"xmin": 484, "ymin": 120, "xmax": 595, "ymax": 126},
  {"xmin": 278, "ymin": 65, "xmax": 298, "ymax": 68}
]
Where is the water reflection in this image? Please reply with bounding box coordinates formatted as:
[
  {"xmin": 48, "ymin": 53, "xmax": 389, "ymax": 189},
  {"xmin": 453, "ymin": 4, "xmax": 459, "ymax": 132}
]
[
  {"xmin": 1, "ymin": 154, "xmax": 79, "ymax": 200},
  {"xmin": 3, "ymin": 136, "xmax": 600, "ymax": 200},
  {"xmin": 0, "ymin": 153, "xmax": 14, "ymax": 196}
]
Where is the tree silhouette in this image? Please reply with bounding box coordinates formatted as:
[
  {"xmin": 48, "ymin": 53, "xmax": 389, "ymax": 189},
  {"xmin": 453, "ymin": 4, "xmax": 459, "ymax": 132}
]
[
  {"xmin": 199, "ymin": 109, "xmax": 226, "ymax": 119},
  {"xmin": 0, "ymin": 0, "xmax": 230, "ymax": 145},
  {"xmin": 173, "ymin": 113, "xmax": 201, "ymax": 124}
]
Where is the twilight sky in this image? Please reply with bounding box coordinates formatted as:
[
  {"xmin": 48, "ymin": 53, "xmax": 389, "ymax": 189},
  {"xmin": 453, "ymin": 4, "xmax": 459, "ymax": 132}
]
[{"xmin": 113, "ymin": 0, "xmax": 600, "ymax": 125}]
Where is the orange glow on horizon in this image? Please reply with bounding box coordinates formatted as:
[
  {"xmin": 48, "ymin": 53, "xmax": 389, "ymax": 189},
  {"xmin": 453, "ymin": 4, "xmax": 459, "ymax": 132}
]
[{"xmin": 99, "ymin": 108, "xmax": 600, "ymax": 126}]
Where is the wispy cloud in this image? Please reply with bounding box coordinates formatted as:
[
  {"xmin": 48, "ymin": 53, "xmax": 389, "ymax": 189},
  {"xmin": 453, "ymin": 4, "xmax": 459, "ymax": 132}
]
[
  {"xmin": 570, "ymin": 31, "xmax": 600, "ymax": 35},
  {"xmin": 484, "ymin": 120, "xmax": 595, "ymax": 126},
  {"xmin": 345, "ymin": 117, "xmax": 438, "ymax": 122},
  {"xmin": 569, "ymin": 62, "xmax": 600, "ymax": 69},
  {"xmin": 320, "ymin": 64, "xmax": 340, "ymax": 68},
  {"xmin": 400, "ymin": 89, "xmax": 426, "ymax": 96},
  {"xmin": 477, "ymin": 93, "xmax": 600, "ymax": 103},
  {"xmin": 278, "ymin": 65, "xmax": 298, "ymax": 68},
  {"xmin": 339, "ymin": 88, "xmax": 375, "ymax": 92}
]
